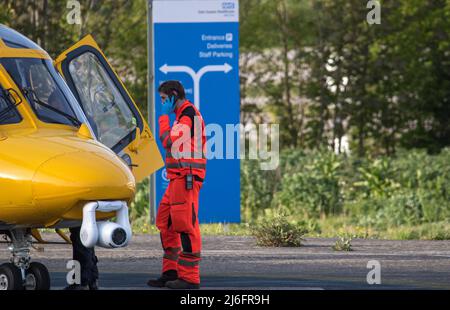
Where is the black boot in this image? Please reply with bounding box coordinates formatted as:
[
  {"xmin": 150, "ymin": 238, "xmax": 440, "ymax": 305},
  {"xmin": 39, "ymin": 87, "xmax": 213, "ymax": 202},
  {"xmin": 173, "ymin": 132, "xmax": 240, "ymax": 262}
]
[
  {"xmin": 147, "ymin": 270, "xmax": 178, "ymax": 288},
  {"xmin": 63, "ymin": 281, "xmax": 97, "ymax": 290},
  {"xmin": 88, "ymin": 280, "xmax": 99, "ymax": 290},
  {"xmin": 165, "ymin": 278, "xmax": 200, "ymax": 289}
]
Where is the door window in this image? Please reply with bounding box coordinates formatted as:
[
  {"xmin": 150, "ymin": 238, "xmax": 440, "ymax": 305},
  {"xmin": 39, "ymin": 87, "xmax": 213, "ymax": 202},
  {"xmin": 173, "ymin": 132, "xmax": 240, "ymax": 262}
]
[{"xmin": 67, "ymin": 52, "xmax": 137, "ymax": 149}]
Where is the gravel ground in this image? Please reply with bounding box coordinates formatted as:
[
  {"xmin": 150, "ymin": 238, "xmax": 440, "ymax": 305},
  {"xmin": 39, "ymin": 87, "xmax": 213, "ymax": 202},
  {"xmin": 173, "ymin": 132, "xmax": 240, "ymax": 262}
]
[{"xmin": 1, "ymin": 234, "xmax": 449, "ymax": 290}]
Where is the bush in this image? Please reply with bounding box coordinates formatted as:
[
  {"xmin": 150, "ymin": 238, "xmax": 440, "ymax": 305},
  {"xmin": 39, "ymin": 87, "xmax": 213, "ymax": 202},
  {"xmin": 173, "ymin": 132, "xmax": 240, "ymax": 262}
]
[{"xmin": 251, "ymin": 212, "xmax": 308, "ymax": 247}]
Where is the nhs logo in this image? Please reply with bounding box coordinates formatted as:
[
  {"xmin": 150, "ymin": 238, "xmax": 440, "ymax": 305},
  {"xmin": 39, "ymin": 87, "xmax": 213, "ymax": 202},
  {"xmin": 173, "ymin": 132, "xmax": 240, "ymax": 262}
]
[{"xmin": 222, "ymin": 2, "xmax": 235, "ymax": 9}]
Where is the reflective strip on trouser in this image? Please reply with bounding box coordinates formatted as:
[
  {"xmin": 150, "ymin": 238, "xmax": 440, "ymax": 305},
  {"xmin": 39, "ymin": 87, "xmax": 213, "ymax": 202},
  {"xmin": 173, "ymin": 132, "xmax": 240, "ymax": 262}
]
[
  {"xmin": 161, "ymin": 230, "xmax": 181, "ymax": 272},
  {"xmin": 163, "ymin": 247, "xmax": 181, "ymax": 261},
  {"xmin": 178, "ymin": 259, "xmax": 200, "ymax": 267},
  {"xmin": 181, "ymin": 251, "xmax": 201, "ymax": 259},
  {"xmin": 178, "ymin": 232, "xmax": 201, "ymax": 284},
  {"xmin": 178, "ymin": 252, "xmax": 201, "ymax": 267},
  {"xmin": 157, "ymin": 194, "xmax": 183, "ymax": 273}
]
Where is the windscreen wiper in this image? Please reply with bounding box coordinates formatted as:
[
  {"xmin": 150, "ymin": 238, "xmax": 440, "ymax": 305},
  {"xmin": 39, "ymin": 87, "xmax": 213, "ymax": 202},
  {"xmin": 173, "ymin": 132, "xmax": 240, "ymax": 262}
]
[
  {"xmin": 0, "ymin": 88, "xmax": 22, "ymax": 122},
  {"xmin": 21, "ymin": 87, "xmax": 82, "ymax": 127}
]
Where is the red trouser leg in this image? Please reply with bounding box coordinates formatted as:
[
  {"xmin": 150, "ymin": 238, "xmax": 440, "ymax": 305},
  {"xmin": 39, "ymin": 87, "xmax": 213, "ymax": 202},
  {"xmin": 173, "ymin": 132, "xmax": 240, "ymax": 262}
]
[
  {"xmin": 178, "ymin": 224, "xmax": 201, "ymax": 284},
  {"xmin": 156, "ymin": 187, "xmax": 181, "ymax": 273},
  {"xmin": 166, "ymin": 177, "xmax": 202, "ymax": 284}
]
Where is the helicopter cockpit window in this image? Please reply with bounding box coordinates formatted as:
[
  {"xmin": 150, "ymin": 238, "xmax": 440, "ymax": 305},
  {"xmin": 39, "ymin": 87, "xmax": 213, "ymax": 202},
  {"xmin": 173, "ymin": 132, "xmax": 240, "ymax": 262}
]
[
  {"xmin": 0, "ymin": 58, "xmax": 79, "ymax": 127},
  {"xmin": 0, "ymin": 88, "xmax": 22, "ymax": 125},
  {"xmin": 67, "ymin": 52, "xmax": 137, "ymax": 149}
]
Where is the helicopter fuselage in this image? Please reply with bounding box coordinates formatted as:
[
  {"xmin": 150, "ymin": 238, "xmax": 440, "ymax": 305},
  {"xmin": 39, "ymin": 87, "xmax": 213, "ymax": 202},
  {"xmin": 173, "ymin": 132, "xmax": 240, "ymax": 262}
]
[{"xmin": 0, "ymin": 126, "xmax": 135, "ymax": 230}]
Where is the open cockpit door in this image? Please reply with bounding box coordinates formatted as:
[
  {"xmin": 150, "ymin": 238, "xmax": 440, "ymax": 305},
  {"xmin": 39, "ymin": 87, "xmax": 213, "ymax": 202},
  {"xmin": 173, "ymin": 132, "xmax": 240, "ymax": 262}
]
[{"xmin": 55, "ymin": 35, "xmax": 163, "ymax": 182}]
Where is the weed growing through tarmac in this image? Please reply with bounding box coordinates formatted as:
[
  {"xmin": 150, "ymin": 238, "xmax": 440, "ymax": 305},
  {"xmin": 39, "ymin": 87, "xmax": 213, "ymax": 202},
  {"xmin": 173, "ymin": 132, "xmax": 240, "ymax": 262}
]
[
  {"xmin": 251, "ymin": 212, "xmax": 308, "ymax": 247},
  {"xmin": 333, "ymin": 235, "xmax": 353, "ymax": 251}
]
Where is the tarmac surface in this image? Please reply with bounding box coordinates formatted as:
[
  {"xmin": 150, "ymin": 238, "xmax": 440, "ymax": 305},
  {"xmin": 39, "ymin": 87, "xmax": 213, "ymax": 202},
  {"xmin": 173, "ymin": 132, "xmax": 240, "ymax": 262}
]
[{"xmin": 1, "ymin": 234, "xmax": 449, "ymax": 290}]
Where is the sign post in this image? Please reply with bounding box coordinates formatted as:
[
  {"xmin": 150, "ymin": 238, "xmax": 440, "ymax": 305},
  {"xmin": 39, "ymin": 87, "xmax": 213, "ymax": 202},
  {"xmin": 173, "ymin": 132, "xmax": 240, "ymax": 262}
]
[
  {"xmin": 147, "ymin": 0, "xmax": 156, "ymax": 224},
  {"xmin": 150, "ymin": 0, "xmax": 241, "ymax": 223}
]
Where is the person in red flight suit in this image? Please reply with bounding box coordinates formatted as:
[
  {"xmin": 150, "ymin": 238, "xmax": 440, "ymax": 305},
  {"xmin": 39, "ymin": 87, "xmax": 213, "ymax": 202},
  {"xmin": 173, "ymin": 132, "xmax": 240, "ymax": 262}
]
[{"xmin": 147, "ymin": 80, "xmax": 206, "ymax": 289}]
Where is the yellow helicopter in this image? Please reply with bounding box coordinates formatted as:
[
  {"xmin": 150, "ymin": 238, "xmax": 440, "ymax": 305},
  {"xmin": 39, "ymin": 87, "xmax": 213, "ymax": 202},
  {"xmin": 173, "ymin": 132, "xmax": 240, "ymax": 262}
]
[{"xmin": 0, "ymin": 24, "xmax": 164, "ymax": 290}]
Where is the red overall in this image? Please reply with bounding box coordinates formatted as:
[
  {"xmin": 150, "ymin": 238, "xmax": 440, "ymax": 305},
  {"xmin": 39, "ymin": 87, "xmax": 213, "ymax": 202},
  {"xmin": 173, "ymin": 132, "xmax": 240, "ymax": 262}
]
[{"xmin": 156, "ymin": 100, "xmax": 206, "ymax": 284}]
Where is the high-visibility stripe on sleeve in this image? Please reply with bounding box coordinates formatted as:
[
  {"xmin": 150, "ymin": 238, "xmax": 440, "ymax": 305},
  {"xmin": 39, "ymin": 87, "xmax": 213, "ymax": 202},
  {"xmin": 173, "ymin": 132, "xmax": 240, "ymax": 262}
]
[
  {"xmin": 160, "ymin": 130, "xmax": 170, "ymax": 143},
  {"xmin": 166, "ymin": 151, "xmax": 206, "ymax": 159},
  {"xmin": 166, "ymin": 137, "xmax": 173, "ymax": 148},
  {"xmin": 166, "ymin": 162, "xmax": 206, "ymax": 169}
]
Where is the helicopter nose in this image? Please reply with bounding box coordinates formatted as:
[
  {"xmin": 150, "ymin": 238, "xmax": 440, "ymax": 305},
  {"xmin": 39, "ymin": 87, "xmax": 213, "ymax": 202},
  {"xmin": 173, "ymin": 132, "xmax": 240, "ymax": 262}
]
[{"xmin": 32, "ymin": 151, "xmax": 135, "ymax": 212}]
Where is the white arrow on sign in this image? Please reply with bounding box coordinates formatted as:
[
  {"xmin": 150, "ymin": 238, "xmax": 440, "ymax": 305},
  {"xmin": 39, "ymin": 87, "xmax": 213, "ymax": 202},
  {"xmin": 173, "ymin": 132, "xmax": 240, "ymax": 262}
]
[{"xmin": 159, "ymin": 63, "xmax": 233, "ymax": 110}]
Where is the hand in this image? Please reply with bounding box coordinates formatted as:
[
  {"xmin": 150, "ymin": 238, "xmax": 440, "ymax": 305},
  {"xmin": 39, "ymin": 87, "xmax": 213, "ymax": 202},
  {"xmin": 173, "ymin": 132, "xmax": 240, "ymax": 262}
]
[{"xmin": 161, "ymin": 96, "xmax": 175, "ymax": 115}]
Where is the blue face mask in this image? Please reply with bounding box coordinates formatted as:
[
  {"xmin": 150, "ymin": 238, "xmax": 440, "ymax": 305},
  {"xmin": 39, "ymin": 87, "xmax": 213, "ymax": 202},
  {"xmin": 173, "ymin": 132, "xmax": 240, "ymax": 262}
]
[{"xmin": 161, "ymin": 95, "xmax": 176, "ymax": 115}]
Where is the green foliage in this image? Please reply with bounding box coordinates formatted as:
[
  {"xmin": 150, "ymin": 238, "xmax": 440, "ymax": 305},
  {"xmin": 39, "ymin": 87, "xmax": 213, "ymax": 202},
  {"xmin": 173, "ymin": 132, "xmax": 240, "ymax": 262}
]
[
  {"xmin": 128, "ymin": 147, "xmax": 448, "ymax": 241},
  {"xmin": 345, "ymin": 149, "xmax": 450, "ymax": 228},
  {"xmin": 130, "ymin": 177, "xmax": 149, "ymax": 222},
  {"xmin": 242, "ymin": 148, "xmax": 450, "ymax": 232},
  {"xmin": 240, "ymin": 0, "xmax": 450, "ymax": 155},
  {"xmin": 376, "ymin": 190, "xmax": 424, "ymax": 227},
  {"xmin": 274, "ymin": 149, "xmax": 343, "ymax": 217},
  {"xmin": 251, "ymin": 212, "xmax": 308, "ymax": 247},
  {"xmin": 0, "ymin": 1, "xmax": 446, "ymax": 242},
  {"xmin": 353, "ymin": 158, "xmax": 400, "ymax": 199},
  {"xmin": 240, "ymin": 159, "xmax": 280, "ymax": 221},
  {"xmin": 0, "ymin": 0, "xmax": 148, "ymax": 115}
]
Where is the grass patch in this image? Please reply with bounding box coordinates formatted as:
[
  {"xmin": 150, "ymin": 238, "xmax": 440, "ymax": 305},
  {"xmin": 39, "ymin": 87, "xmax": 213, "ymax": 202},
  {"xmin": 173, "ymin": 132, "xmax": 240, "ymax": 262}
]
[
  {"xmin": 199, "ymin": 223, "xmax": 252, "ymax": 236},
  {"xmin": 384, "ymin": 221, "xmax": 450, "ymax": 240},
  {"xmin": 309, "ymin": 216, "xmax": 378, "ymax": 239},
  {"xmin": 131, "ymin": 221, "xmax": 251, "ymax": 236},
  {"xmin": 131, "ymin": 215, "xmax": 450, "ymax": 241}
]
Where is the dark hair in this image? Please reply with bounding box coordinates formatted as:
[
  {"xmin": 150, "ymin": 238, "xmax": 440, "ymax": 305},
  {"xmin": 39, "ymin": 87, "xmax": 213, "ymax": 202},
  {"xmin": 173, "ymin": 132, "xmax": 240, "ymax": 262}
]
[{"xmin": 158, "ymin": 80, "xmax": 185, "ymax": 100}]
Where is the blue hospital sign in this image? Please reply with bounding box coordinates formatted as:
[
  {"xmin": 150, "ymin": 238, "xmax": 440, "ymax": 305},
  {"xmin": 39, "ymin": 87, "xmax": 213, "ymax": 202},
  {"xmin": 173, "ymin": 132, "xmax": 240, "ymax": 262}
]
[{"xmin": 152, "ymin": 0, "xmax": 240, "ymax": 222}]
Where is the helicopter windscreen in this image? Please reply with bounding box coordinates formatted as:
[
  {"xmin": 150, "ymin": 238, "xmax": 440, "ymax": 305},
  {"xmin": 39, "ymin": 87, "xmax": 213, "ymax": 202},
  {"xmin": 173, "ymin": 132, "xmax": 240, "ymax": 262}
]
[{"xmin": 1, "ymin": 58, "xmax": 80, "ymax": 127}]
